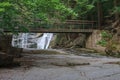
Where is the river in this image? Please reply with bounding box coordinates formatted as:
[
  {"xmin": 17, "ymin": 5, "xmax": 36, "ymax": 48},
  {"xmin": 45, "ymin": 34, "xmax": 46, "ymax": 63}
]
[{"xmin": 0, "ymin": 48, "xmax": 120, "ymax": 80}]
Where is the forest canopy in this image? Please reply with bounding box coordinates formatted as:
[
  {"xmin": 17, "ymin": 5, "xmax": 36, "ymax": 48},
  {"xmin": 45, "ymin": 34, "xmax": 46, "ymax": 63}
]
[{"xmin": 0, "ymin": 0, "xmax": 120, "ymax": 33}]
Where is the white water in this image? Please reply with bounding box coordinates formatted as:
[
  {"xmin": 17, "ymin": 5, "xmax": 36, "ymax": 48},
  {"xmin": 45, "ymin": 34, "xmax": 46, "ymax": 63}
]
[
  {"xmin": 37, "ymin": 33, "xmax": 53, "ymax": 49},
  {"xmin": 12, "ymin": 33, "xmax": 53, "ymax": 49}
]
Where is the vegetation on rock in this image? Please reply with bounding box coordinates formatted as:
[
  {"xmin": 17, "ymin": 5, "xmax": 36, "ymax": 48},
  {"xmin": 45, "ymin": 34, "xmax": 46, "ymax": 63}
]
[{"xmin": 97, "ymin": 30, "xmax": 112, "ymax": 47}]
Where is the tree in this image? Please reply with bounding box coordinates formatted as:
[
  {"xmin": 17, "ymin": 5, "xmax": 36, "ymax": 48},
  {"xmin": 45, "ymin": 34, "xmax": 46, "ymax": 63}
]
[{"xmin": 0, "ymin": 0, "xmax": 78, "ymax": 33}]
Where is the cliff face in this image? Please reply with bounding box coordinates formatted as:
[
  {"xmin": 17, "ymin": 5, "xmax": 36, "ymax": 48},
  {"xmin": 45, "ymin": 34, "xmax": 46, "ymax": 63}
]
[
  {"xmin": 105, "ymin": 20, "xmax": 120, "ymax": 56},
  {"xmin": 52, "ymin": 33, "xmax": 86, "ymax": 48},
  {"xmin": 50, "ymin": 24, "xmax": 120, "ymax": 56},
  {"xmin": 0, "ymin": 35, "xmax": 22, "ymax": 58},
  {"xmin": 51, "ymin": 32, "xmax": 106, "ymax": 53},
  {"xmin": 86, "ymin": 30, "xmax": 105, "ymax": 52},
  {"xmin": 0, "ymin": 35, "xmax": 12, "ymax": 53}
]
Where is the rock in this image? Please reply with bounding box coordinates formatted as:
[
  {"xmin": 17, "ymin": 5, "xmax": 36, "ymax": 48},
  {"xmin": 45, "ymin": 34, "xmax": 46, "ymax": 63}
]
[
  {"xmin": 49, "ymin": 34, "xmax": 57, "ymax": 48},
  {"xmin": 75, "ymin": 48, "xmax": 97, "ymax": 53},
  {"xmin": 0, "ymin": 35, "xmax": 12, "ymax": 50},
  {"xmin": 23, "ymin": 49, "xmax": 68, "ymax": 55},
  {"xmin": 54, "ymin": 33, "xmax": 86, "ymax": 48},
  {"xmin": 105, "ymin": 48, "xmax": 114, "ymax": 56},
  {"xmin": 0, "ymin": 52, "xmax": 14, "ymax": 66},
  {"xmin": 72, "ymin": 33, "xmax": 86, "ymax": 48},
  {"xmin": 105, "ymin": 20, "xmax": 120, "ymax": 57},
  {"xmin": 7, "ymin": 47, "xmax": 23, "ymax": 58}
]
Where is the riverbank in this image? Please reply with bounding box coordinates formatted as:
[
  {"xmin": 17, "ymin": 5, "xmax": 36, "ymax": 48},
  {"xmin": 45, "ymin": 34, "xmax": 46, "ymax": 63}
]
[
  {"xmin": 22, "ymin": 48, "xmax": 107, "ymax": 57},
  {"xmin": 0, "ymin": 49, "xmax": 120, "ymax": 80}
]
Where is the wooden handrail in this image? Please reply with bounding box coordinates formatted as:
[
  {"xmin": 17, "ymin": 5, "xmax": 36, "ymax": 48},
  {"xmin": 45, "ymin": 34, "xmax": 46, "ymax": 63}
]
[{"xmin": 66, "ymin": 20, "xmax": 97, "ymax": 23}]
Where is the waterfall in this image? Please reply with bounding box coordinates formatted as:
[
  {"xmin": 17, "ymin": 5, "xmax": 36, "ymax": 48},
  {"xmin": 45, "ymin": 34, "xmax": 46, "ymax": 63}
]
[
  {"xmin": 12, "ymin": 33, "xmax": 53, "ymax": 49},
  {"xmin": 37, "ymin": 33, "xmax": 53, "ymax": 49}
]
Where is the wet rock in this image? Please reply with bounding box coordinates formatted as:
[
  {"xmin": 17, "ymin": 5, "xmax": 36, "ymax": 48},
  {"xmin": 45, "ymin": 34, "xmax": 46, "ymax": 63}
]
[
  {"xmin": 7, "ymin": 47, "xmax": 23, "ymax": 58},
  {"xmin": 63, "ymin": 33, "xmax": 86, "ymax": 48},
  {"xmin": 0, "ymin": 52, "xmax": 14, "ymax": 66},
  {"xmin": 51, "ymin": 61, "xmax": 90, "ymax": 67},
  {"xmin": 104, "ymin": 20, "xmax": 120, "ymax": 57},
  {"xmin": 49, "ymin": 35, "xmax": 57, "ymax": 48},
  {"xmin": 105, "ymin": 30, "xmax": 120, "ymax": 56},
  {"xmin": 105, "ymin": 49, "xmax": 120, "ymax": 57},
  {"xmin": 105, "ymin": 49, "xmax": 113, "ymax": 56},
  {"xmin": 23, "ymin": 49, "xmax": 68, "ymax": 55},
  {"xmin": 0, "ymin": 35, "xmax": 12, "ymax": 53},
  {"xmin": 0, "ymin": 35, "xmax": 23, "ymax": 58},
  {"xmin": 70, "ymin": 33, "xmax": 86, "ymax": 48},
  {"xmin": 54, "ymin": 33, "xmax": 86, "ymax": 48},
  {"xmin": 75, "ymin": 48, "xmax": 97, "ymax": 53}
]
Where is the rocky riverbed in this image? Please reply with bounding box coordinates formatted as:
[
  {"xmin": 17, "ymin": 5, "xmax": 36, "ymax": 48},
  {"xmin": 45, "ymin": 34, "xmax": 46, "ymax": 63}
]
[{"xmin": 0, "ymin": 49, "xmax": 120, "ymax": 80}]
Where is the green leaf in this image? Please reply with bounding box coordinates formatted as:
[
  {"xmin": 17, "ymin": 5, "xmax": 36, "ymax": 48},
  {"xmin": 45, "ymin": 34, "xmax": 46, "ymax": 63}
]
[{"xmin": 0, "ymin": 8, "xmax": 5, "ymax": 12}]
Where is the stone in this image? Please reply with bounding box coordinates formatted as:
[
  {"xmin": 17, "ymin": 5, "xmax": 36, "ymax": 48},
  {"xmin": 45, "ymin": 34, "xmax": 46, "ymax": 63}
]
[
  {"xmin": 105, "ymin": 20, "xmax": 120, "ymax": 57},
  {"xmin": 65, "ymin": 33, "xmax": 86, "ymax": 48},
  {"xmin": 7, "ymin": 47, "xmax": 23, "ymax": 58},
  {"xmin": 0, "ymin": 52, "xmax": 14, "ymax": 66}
]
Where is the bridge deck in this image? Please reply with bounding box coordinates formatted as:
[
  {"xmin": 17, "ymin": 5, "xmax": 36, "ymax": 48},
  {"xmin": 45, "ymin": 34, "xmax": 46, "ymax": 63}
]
[
  {"xmin": 29, "ymin": 29, "xmax": 94, "ymax": 33},
  {"xmin": 2, "ymin": 20, "xmax": 98, "ymax": 33},
  {"xmin": 4, "ymin": 29, "xmax": 94, "ymax": 33}
]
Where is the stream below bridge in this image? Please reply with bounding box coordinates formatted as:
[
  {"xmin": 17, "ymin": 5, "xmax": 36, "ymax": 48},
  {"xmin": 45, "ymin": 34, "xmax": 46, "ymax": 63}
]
[{"xmin": 0, "ymin": 48, "xmax": 120, "ymax": 80}]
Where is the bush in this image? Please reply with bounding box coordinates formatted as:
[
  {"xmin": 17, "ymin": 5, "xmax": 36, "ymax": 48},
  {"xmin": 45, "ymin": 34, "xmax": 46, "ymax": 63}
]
[{"xmin": 97, "ymin": 30, "xmax": 112, "ymax": 47}]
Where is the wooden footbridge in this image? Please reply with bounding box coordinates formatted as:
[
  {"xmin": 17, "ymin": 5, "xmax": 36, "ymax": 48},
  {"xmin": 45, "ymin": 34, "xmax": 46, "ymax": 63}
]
[{"xmin": 2, "ymin": 20, "xmax": 98, "ymax": 33}]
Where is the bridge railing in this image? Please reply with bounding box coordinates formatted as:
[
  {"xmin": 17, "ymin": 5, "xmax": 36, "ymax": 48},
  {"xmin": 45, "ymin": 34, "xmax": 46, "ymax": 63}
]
[
  {"xmin": 1, "ymin": 19, "xmax": 98, "ymax": 32},
  {"xmin": 31, "ymin": 20, "xmax": 98, "ymax": 30}
]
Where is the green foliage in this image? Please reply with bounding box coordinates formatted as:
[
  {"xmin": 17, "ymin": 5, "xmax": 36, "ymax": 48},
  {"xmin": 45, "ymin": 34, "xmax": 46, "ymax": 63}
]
[
  {"xmin": 97, "ymin": 31, "xmax": 112, "ymax": 47},
  {"xmin": 113, "ymin": 6, "xmax": 120, "ymax": 13},
  {"xmin": 101, "ymin": 31, "xmax": 112, "ymax": 39},
  {"xmin": 97, "ymin": 39, "xmax": 107, "ymax": 47},
  {"xmin": 0, "ymin": 2, "xmax": 12, "ymax": 7},
  {"xmin": 0, "ymin": 0, "xmax": 79, "ymax": 34},
  {"xmin": 74, "ymin": 0, "xmax": 94, "ymax": 17},
  {"xmin": 0, "ymin": 0, "xmax": 77, "ymax": 34},
  {"xmin": 32, "ymin": 0, "xmax": 77, "ymax": 22},
  {"xmin": 0, "ymin": 8, "xmax": 4, "ymax": 12},
  {"xmin": 0, "ymin": 2, "xmax": 12, "ymax": 12},
  {"xmin": 0, "ymin": 0, "xmax": 120, "ymax": 34}
]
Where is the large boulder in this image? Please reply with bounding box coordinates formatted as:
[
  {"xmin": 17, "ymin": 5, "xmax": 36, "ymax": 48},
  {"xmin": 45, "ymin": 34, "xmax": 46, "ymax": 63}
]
[
  {"xmin": 105, "ymin": 32, "xmax": 120, "ymax": 56},
  {"xmin": 0, "ymin": 35, "xmax": 12, "ymax": 52},
  {"xmin": 0, "ymin": 35, "xmax": 23, "ymax": 58},
  {"xmin": 7, "ymin": 47, "xmax": 23, "ymax": 58},
  {"xmin": 0, "ymin": 52, "xmax": 14, "ymax": 66},
  {"xmin": 54, "ymin": 33, "xmax": 86, "ymax": 48},
  {"xmin": 105, "ymin": 20, "xmax": 120, "ymax": 57},
  {"xmin": 65, "ymin": 33, "xmax": 86, "ymax": 48}
]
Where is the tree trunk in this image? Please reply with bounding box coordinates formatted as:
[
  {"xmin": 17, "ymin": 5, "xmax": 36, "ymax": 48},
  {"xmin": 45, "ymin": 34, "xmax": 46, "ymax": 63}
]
[
  {"xmin": 97, "ymin": 0, "xmax": 103, "ymax": 29},
  {"xmin": 114, "ymin": 0, "xmax": 119, "ymax": 20}
]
